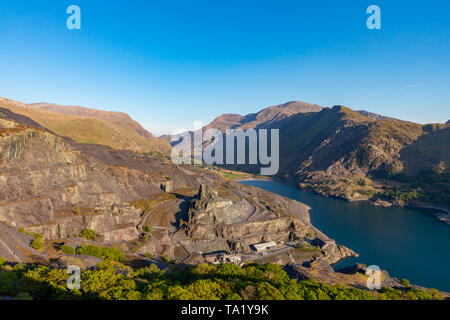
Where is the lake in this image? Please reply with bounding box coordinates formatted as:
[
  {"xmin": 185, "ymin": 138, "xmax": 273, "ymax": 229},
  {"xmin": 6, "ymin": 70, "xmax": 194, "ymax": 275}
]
[{"xmin": 239, "ymin": 179, "xmax": 450, "ymax": 292}]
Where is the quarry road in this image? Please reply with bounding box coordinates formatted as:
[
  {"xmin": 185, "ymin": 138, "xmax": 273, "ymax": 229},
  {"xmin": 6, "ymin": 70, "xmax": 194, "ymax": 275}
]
[
  {"xmin": 232, "ymin": 191, "xmax": 257, "ymax": 223},
  {"xmin": 138, "ymin": 201, "xmax": 171, "ymax": 230}
]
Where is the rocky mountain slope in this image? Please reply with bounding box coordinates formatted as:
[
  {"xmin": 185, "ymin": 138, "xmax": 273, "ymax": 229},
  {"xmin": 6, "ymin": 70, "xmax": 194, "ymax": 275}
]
[
  {"xmin": 0, "ymin": 98, "xmax": 171, "ymax": 154},
  {"xmin": 0, "ymin": 105, "xmax": 221, "ymax": 254},
  {"xmin": 0, "ymin": 104, "xmax": 358, "ymax": 276},
  {"xmin": 160, "ymin": 101, "xmax": 324, "ymax": 144},
  {"xmin": 193, "ymin": 102, "xmax": 450, "ymax": 206}
]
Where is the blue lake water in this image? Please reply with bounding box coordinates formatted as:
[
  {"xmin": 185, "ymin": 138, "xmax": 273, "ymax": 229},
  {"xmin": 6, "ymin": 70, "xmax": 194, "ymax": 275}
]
[{"xmin": 239, "ymin": 179, "xmax": 450, "ymax": 292}]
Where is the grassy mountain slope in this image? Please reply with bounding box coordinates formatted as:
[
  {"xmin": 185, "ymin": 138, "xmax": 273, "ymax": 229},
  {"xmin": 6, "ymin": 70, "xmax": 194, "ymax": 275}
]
[{"xmin": 0, "ymin": 98, "xmax": 171, "ymax": 153}]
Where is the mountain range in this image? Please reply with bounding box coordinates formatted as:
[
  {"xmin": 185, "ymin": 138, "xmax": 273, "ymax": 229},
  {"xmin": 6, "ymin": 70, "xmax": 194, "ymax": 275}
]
[
  {"xmin": 1, "ymin": 96, "xmax": 449, "ymax": 299},
  {"xmin": 168, "ymin": 101, "xmax": 450, "ymax": 205},
  {"xmin": 0, "ymin": 98, "xmax": 171, "ymax": 154},
  {"xmin": 1, "ymin": 96, "xmax": 449, "ymax": 206}
]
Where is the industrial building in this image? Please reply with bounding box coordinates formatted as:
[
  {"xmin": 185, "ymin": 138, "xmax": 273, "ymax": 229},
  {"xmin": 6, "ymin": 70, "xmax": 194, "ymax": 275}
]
[{"xmin": 251, "ymin": 241, "xmax": 277, "ymax": 252}]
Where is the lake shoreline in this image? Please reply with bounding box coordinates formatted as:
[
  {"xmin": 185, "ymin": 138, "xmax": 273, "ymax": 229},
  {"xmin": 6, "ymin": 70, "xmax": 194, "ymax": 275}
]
[
  {"xmin": 236, "ymin": 176, "xmax": 450, "ymax": 225},
  {"xmin": 239, "ymin": 179, "xmax": 450, "ymax": 292}
]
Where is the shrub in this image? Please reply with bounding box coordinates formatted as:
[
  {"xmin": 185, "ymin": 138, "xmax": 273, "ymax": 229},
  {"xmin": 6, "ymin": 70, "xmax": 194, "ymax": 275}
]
[
  {"xmin": 161, "ymin": 255, "xmax": 170, "ymax": 263},
  {"xmin": 77, "ymin": 245, "xmax": 102, "ymax": 259},
  {"xmin": 143, "ymin": 253, "xmax": 154, "ymax": 259},
  {"xmin": 357, "ymin": 178, "xmax": 367, "ymax": 186},
  {"xmin": 102, "ymin": 247, "xmax": 125, "ymax": 261},
  {"xmin": 80, "ymin": 229, "xmax": 101, "ymax": 241},
  {"xmin": 60, "ymin": 245, "xmax": 76, "ymax": 255},
  {"xmin": 428, "ymin": 288, "xmax": 442, "ymax": 300},
  {"xmin": 400, "ymin": 278, "xmax": 411, "ymax": 287},
  {"xmin": 0, "ymin": 256, "xmax": 6, "ymax": 266},
  {"xmin": 143, "ymin": 226, "xmax": 151, "ymax": 233},
  {"xmin": 30, "ymin": 234, "xmax": 44, "ymax": 250},
  {"xmin": 15, "ymin": 292, "xmax": 33, "ymax": 300},
  {"xmin": 76, "ymin": 245, "xmax": 124, "ymax": 262}
]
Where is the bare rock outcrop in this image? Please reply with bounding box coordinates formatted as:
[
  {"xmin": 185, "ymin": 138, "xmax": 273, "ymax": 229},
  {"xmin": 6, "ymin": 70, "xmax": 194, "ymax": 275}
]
[
  {"xmin": 183, "ymin": 184, "xmax": 315, "ymax": 253},
  {"xmin": 0, "ymin": 109, "xmax": 223, "ymax": 243}
]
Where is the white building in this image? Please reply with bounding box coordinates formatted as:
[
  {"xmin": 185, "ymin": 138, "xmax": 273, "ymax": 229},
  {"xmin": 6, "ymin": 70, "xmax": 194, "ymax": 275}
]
[{"xmin": 252, "ymin": 241, "xmax": 277, "ymax": 252}]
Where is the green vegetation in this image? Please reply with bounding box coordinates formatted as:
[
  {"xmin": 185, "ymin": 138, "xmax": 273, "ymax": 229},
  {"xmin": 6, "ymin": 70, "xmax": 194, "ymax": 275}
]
[
  {"xmin": 143, "ymin": 226, "xmax": 151, "ymax": 233},
  {"xmin": 143, "ymin": 253, "xmax": 154, "ymax": 259},
  {"xmin": 356, "ymin": 178, "xmax": 367, "ymax": 187},
  {"xmin": 296, "ymin": 243, "xmax": 321, "ymax": 252},
  {"xmin": 378, "ymin": 164, "xmax": 450, "ymax": 206},
  {"xmin": 161, "ymin": 255, "xmax": 170, "ymax": 264},
  {"xmin": 60, "ymin": 245, "xmax": 76, "ymax": 255},
  {"xmin": 30, "ymin": 234, "xmax": 44, "ymax": 250},
  {"xmin": 377, "ymin": 186, "xmax": 421, "ymax": 203},
  {"xmin": 400, "ymin": 278, "xmax": 411, "ymax": 287},
  {"xmin": 76, "ymin": 245, "xmax": 125, "ymax": 262},
  {"xmin": 0, "ymin": 261, "xmax": 443, "ymax": 301},
  {"xmin": 80, "ymin": 229, "xmax": 101, "ymax": 241},
  {"xmin": 0, "ymin": 256, "xmax": 6, "ymax": 266}
]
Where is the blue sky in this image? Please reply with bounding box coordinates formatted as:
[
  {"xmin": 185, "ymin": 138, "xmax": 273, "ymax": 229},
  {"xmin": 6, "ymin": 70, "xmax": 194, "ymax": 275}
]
[{"xmin": 0, "ymin": 0, "xmax": 449, "ymax": 135}]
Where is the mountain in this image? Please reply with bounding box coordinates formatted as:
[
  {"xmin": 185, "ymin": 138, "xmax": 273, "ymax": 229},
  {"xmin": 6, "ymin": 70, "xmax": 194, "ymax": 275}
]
[
  {"xmin": 0, "ymin": 102, "xmax": 355, "ymax": 271},
  {"xmin": 356, "ymin": 110, "xmax": 395, "ymax": 121},
  {"xmin": 447, "ymin": 119, "xmax": 450, "ymax": 124},
  {"xmin": 0, "ymin": 104, "xmax": 222, "ymax": 246},
  {"xmin": 199, "ymin": 102, "xmax": 450, "ymax": 205},
  {"xmin": 1, "ymin": 98, "xmax": 447, "ymax": 297},
  {"xmin": 0, "ymin": 98, "xmax": 171, "ymax": 154},
  {"xmin": 160, "ymin": 101, "xmax": 323, "ymax": 144},
  {"xmin": 207, "ymin": 101, "xmax": 323, "ymax": 130}
]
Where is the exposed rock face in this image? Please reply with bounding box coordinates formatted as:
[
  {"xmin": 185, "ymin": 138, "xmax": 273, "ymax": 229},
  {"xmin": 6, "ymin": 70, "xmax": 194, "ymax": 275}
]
[
  {"xmin": 322, "ymin": 242, "xmax": 358, "ymax": 264},
  {"xmin": 184, "ymin": 184, "xmax": 315, "ymax": 253},
  {"xmin": 196, "ymin": 102, "xmax": 450, "ymax": 205},
  {"xmin": 0, "ymin": 108, "xmax": 224, "ymax": 243},
  {"xmin": 187, "ymin": 185, "xmax": 234, "ymax": 224},
  {"xmin": 160, "ymin": 181, "xmax": 173, "ymax": 192}
]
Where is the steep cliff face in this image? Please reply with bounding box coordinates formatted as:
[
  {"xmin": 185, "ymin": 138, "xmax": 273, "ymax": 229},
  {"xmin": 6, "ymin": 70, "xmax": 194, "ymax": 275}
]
[
  {"xmin": 183, "ymin": 184, "xmax": 315, "ymax": 254},
  {"xmin": 0, "ymin": 108, "xmax": 223, "ymax": 242}
]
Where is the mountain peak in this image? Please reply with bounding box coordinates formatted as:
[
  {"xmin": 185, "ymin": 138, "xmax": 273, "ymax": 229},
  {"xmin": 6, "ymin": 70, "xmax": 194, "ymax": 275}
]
[
  {"xmin": 331, "ymin": 105, "xmax": 374, "ymax": 122},
  {"xmin": 357, "ymin": 110, "xmax": 394, "ymax": 121}
]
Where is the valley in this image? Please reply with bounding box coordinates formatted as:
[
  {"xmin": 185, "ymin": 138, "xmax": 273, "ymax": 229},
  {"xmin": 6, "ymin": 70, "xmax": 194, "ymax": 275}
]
[{"xmin": 0, "ymin": 97, "xmax": 448, "ymax": 300}]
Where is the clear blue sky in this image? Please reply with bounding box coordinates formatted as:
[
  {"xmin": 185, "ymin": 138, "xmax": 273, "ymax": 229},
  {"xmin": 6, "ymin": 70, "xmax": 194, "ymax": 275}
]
[{"xmin": 1, "ymin": 0, "xmax": 449, "ymax": 135}]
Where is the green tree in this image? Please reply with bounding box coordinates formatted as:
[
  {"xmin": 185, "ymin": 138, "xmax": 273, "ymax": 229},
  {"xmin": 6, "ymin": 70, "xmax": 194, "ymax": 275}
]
[
  {"xmin": 60, "ymin": 245, "xmax": 76, "ymax": 255},
  {"xmin": 30, "ymin": 234, "xmax": 44, "ymax": 250}
]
